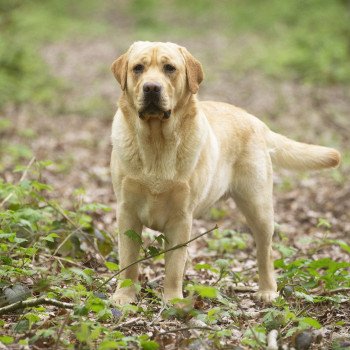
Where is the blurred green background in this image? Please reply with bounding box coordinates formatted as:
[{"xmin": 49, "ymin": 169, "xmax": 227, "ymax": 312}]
[{"xmin": 1, "ymin": 0, "xmax": 350, "ymax": 111}]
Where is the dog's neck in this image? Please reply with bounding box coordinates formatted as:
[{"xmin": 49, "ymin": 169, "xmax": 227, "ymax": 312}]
[{"xmin": 116, "ymin": 93, "xmax": 207, "ymax": 181}]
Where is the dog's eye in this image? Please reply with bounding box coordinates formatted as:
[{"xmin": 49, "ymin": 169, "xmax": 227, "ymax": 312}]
[
  {"xmin": 164, "ymin": 64, "xmax": 176, "ymax": 73},
  {"xmin": 133, "ymin": 64, "xmax": 144, "ymax": 73}
]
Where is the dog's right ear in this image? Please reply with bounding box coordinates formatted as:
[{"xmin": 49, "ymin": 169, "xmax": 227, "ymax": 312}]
[{"xmin": 111, "ymin": 52, "xmax": 128, "ymax": 90}]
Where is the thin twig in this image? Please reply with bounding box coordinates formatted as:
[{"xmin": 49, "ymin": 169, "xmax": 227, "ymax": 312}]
[
  {"xmin": 159, "ymin": 326, "xmax": 216, "ymax": 335},
  {"xmin": 0, "ymin": 156, "xmax": 36, "ymax": 207},
  {"xmin": 97, "ymin": 225, "xmax": 218, "ymax": 291},
  {"xmin": 0, "ymin": 297, "xmax": 74, "ymax": 316},
  {"xmin": 41, "ymin": 253, "xmax": 84, "ymax": 268},
  {"xmin": 54, "ymin": 312, "xmax": 70, "ymax": 350}
]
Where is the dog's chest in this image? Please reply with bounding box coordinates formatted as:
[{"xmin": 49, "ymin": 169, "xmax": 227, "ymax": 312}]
[{"xmin": 121, "ymin": 176, "xmax": 190, "ymax": 232}]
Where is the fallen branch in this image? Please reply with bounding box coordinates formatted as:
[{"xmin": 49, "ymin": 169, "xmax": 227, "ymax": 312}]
[
  {"xmin": 0, "ymin": 297, "xmax": 74, "ymax": 316},
  {"xmin": 97, "ymin": 225, "xmax": 218, "ymax": 290}
]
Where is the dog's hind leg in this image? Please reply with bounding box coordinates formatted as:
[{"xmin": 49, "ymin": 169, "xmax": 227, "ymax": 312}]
[{"xmin": 232, "ymin": 155, "xmax": 279, "ymax": 303}]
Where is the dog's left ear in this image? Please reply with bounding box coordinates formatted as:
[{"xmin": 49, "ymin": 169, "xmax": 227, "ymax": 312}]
[
  {"xmin": 111, "ymin": 52, "xmax": 128, "ymax": 90},
  {"xmin": 180, "ymin": 47, "xmax": 204, "ymax": 94}
]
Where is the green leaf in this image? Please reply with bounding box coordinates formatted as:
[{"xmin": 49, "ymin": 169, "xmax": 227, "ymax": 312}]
[
  {"xmin": 74, "ymin": 305, "xmax": 89, "ymax": 316},
  {"xmin": 194, "ymin": 263, "xmax": 212, "ymax": 270},
  {"xmin": 317, "ymin": 218, "xmax": 331, "ymax": 228},
  {"xmin": 24, "ymin": 313, "xmax": 41, "ymax": 324},
  {"xmin": 300, "ymin": 317, "xmax": 322, "ymax": 329},
  {"xmin": 13, "ymin": 319, "xmax": 30, "ymax": 333},
  {"xmin": 98, "ymin": 340, "xmax": 120, "ymax": 350},
  {"xmin": 120, "ymin": 279, "xmax": 133, "ymax": 288},
  {"xmin": 147, "ymin": 246, "xmax": 160, "ymax": 256},
  {"xmin": 140, "ymin": 340, "xmax": 160, "ymax": 350},
  {"xmin": 70, "ymin": 268, "xmax": 93, "ymax": 285},
  {"xmin": 194, "ymin": 285, "xmax": 218, "ymax": 298},
  {"xmin": 0, "ymin": 335, "xmax": 14, "ymax": 345},
  {"xmin": 76, "ymin": 323, "xmax": 90, "ymax": 343},
  {"xmin": 124, "ymin": 230, "xmax": 142, "ymax": 245},
  {"xmin": 155, "ymin": 234, "xmax": 168, "ymax": 244},
  {"xmin": 42, "ymin": 233, "xmax": 59, "ymax": 242},
  {"xmin": 105, "ymin": 261, "xmax": 119, "ymax": 271},
  {"xmin": 215, "ymin": 259, "xmax": 230, "ymax": 269},
  {"xmin": 295, "ymin": 291, "xmax": 315, "ymax": 302},
  {"xmin": 274, "ymin": 243, "xmax": 297, "ymax": 258}
]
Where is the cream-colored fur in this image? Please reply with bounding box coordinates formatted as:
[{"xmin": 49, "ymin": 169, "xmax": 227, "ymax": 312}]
[{"xmin": 110, "ymin": 41, "xmax": 340, "ymax": 304}]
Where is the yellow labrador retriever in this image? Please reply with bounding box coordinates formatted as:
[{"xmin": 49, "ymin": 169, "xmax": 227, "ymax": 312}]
[{"xmin": 110, "ymin": 41, "xmax": 340, "ymax": 304}]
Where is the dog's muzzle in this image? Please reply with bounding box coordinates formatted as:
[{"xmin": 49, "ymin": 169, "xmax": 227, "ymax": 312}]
[{"xmin": 138, "ymin": 82, "xmax": 171, "ymax": 120}]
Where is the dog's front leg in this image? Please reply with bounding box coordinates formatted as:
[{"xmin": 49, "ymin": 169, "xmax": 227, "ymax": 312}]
[
  {"xmin": 112, "ymin": 208, "xmax": 142, "ymax": 305},
  {"xmin": 163, "ymin": 218, "xmax": 192, "ymax": 301}
]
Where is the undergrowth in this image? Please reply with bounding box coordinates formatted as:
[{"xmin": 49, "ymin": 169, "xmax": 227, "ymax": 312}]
[{"xmin": 0, "ymin": 159, "xmax": 349, "ymax": 349}]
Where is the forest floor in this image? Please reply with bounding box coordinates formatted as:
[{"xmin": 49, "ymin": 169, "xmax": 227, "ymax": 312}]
[{"xmin": 1, "ymin": 2, "xmax": 350, "ymax": 349}]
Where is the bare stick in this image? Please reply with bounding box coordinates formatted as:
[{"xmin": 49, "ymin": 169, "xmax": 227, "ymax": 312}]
[
  {"xmin": 0, "ymin": 297, "xmax": 74, "ymax": 316},
  {"xmin": 97, "ymin": 225, "xmax": 218, "ymax": 290},
  {"xmin": 228, "ymin": 285, "xmax": 257, "ymax": 293},
  {"xmin": 159, "ymin": 326, "xmax": 216, "ymax": 335}
]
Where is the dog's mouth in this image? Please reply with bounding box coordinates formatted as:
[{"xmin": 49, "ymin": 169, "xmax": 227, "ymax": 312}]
[{"xmin": 138, "ymin": 103, "xmax": 171, "ymax": 121}]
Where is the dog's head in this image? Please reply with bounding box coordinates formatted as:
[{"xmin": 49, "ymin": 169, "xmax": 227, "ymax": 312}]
[{"xmin": 111, "ymin": 41, "xmax": 203, "ymax": 120}]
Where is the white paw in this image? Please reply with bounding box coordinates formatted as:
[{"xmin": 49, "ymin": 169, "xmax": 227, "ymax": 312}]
[
  {"xmin": 254, "ymin": 290, "xmax": 279, "ymax": 303},
  {"xmin": 111, "ymin": 289, "xmax": 137, "ymax": 305}
]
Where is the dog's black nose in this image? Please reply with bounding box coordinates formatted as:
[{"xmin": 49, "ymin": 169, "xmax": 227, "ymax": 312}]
[{"xmin": 143, "ymin": 82, "xmax": 162, "ymax": 94}]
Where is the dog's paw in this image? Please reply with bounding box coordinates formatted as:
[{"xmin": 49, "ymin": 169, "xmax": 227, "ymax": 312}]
[
  {"xmin": 254, "ymin": 290, "xmax": 279, "ymax": 303},
  {"xmin": 111, "ymin": 289, "xmax": 137, "ymax": 305}
]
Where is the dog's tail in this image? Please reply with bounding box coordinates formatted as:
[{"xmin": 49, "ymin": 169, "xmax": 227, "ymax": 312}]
[{"xmin": 266, "ymin": 130, "xmax": 341, "ymax": 171}]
